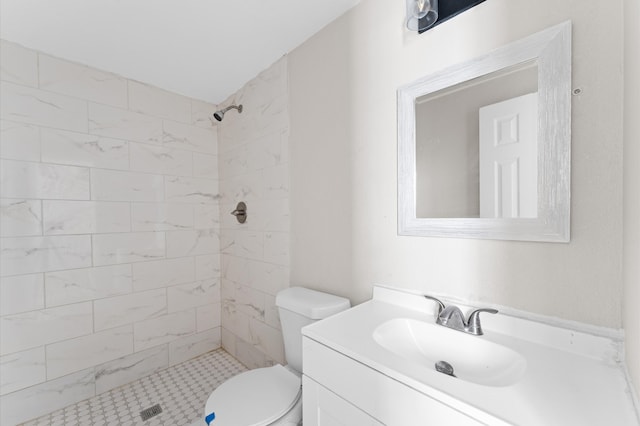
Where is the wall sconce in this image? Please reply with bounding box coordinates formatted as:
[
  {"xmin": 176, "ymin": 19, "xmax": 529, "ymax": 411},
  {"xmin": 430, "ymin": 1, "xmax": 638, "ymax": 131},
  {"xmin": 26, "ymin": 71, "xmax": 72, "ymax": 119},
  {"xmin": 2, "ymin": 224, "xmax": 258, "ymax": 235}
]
[{"xmin": 406, "ymin": 0, "xmax": 438, "ymax": 32}]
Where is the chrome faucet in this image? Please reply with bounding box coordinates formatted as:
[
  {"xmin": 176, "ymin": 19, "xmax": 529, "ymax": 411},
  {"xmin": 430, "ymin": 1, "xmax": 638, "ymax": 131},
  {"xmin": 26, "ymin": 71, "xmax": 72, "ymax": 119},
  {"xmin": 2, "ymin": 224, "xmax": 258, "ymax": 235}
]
[{"xmin": 424, "ymin": 295, "xmax": 498, "ymax": 336}]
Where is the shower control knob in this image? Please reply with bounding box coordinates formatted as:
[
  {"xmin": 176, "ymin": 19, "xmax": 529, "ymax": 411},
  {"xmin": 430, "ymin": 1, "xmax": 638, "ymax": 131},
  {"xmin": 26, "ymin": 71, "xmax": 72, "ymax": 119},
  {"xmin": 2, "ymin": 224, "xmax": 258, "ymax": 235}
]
[{"xmin": 231, "ymin": 202, "xmax": 247, "ymax": 223}]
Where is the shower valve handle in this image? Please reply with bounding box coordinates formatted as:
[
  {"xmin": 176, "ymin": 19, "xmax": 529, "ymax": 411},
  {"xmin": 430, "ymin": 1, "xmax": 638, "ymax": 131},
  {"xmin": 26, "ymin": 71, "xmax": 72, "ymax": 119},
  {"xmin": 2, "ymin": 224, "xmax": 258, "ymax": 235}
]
[{"xmin": 231, "ymin": 202, "xmax": 247, "ymax": 223}]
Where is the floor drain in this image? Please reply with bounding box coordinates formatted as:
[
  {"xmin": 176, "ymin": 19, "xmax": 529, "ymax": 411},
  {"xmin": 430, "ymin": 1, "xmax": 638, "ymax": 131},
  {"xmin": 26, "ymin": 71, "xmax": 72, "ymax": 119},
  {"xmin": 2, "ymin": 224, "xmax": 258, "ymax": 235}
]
[{"xmin": 140, "ymin": 404, "xmax": 163, "ymax": 421}]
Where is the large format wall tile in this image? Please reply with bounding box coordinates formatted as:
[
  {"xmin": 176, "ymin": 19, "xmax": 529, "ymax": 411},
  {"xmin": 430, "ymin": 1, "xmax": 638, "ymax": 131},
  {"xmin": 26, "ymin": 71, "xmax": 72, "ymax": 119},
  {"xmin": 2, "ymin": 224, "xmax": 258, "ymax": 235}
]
[
  {"xmin": 39, "ymin": 54, "xmax": 128, "ymax": 108},
  {"xmin": 0, "ymin": 120, "xmax": 40, "ymax": 162},
  {"xmin": 134, "ymin": 310, "xmax": 196, "ymax": 352},
  {"xmin": 264, "ymin": 232, "xmax": 289, "ymax": 266},
  {"xmin": 195, "ymin": 254, "xmax": 221, "ymax": 281},
  {"xmin": 91, "ymin": 169, "xmax": 165, "ymax": 202},
  {"xmin": 43, "ymin": 200, "xmax": 131, "ymax": 235},
  {"xmin": 46, "ymin": 326, "xmax": 133, "ymax": 379},
  {"xmin": 0, "ymin": 199, "xmax": 42, "ymax": 237},
  {"xmin": 93, "ymin": 289, "xmax": 166, "ymax": 331},
  {"xmin": 196, "ymin": 303, "xmax": 221, "ymax": 332},
  {"xmin": 45, "ymin": 264, "xmax": 132, "ymax": 307},
  {"xmin": 248, "ymin": 317, "xmax": 284, "ymax": 364},
  {"xmin": 165, "ymin": 176, "xmax": 219, "ymax": 204},
  {"xmin": 88, "ymin": 103, "xmax": 163, "ymax": 145},
  {"xmin": 193, "ymin": 152, "xmax": 218, "ymax": 179},
  {"xmin": 0, "ymin": 368, "xmax": 95, "ymax": 426},
  {"xmin": 247, "ymin": 198, "xmax": 289, "ymax": 233},
  {"xmin": 245, "ymin": 132, "xmax": 285, "ymax": 171},
  {"xmin": 248, "ymin": 261, "xmax": 289, "ymax": 296},
  {"xmin": 129, "ymin": 142, "xmax": 193, "ymax": 176},
  {"xmin": 168, "ymin": 328, "xmax": 220, "ymax": 366},
  {"xmin": 262, "ymin": 164, "xmax": 289, "ymax": 199},
  {"xmin": 235, "ymin": 284, "xmax": 266, "ymax": 321},
  {"xmin": 132, "ymin": 257, "xmax": 195, "ymax": 292},
  {"xmin": 0, "ymin": 82, "xmax": 88, "ymax": 132},
  {"xmin": 191, "ymin": 99, "xmax": 218, "ymax": 128},
  {"xmin": 222, "ymin": 255, "xmax": 250, "ymax": 285},
  {"xmin": 166, "ymin": 229, "xmax": 219, "ymax": 258},
  {"xmin": 0, "ymin": 346, "xmax": 45, "ymax": 395},
  {"xmin": 1, "ymin": 160, "xmax": 90, "ymax": 200},
  {"xmin": 131, "ymin": 202, "xmax": 193, "ymax": 231},
  {"xmin": 94, "ymin": 345, "xmax": 168, "ymax": 395},
  {"xmin": 0, "ymin": 42, "xmax": 222, "ymax": 422},
  {"xmin": 162, "ymin": 119, "xmax": 217, "ymax": 154},
  {"xmin": 168, "ymin": 279, "xmax": 220, "ymax": 313},
  {"xmin": 1, "ymin": 235, "xmax": 92, "ymax": 276},
  {"xmin": 128, "ymin": 81, "xmax": 191, "ymax": 123},
  {"xmin": 0, "ymin": 302, "xmax": 93, "ymax": 355},
  {"xmin": 0, "ymin": 274, "xmax": 44, "ymax": 316},
  {"xmin": 220, "ymin": 230, "xmax": 263, "ymax": 260},
  {"xmin": 219, "ymin": 143, "xmax": 249, "ymax": 177},
  {"xmin": 93, "ymin": 232, "xmax": 166, "ymax": 266},
  {"xmin": 0, "ymin": 41, "xmax": 38, "ymax": 87},
  {"xmin": 41, "ymin": 128, "xmax": 129, "ymax": 170},
  {"xmin": 218, "ymin": 58, "xmax": 290, "ymax": 369},
  {"xmin": 219, "ymin": 171, "xmax": 263, "ymax": 204}
]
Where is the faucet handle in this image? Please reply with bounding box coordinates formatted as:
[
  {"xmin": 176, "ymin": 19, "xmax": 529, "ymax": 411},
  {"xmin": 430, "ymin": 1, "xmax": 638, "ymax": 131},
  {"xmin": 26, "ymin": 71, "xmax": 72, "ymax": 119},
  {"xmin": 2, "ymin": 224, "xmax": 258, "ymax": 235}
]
[
  {"xmin": 466, "ymin": 308, "xmax": 498, "ymax": 335},
  {"xmin": 423, "ymin": 295, "xmax": 445, "ymax": 314}
]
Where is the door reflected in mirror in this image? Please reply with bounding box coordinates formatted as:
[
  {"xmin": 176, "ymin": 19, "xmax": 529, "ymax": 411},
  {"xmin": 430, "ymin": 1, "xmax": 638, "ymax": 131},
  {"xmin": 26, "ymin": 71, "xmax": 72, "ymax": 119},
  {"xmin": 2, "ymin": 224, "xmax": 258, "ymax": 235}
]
[{"xmin": 415, "ymin": 64, "xmax": 538, "ymax": 218}]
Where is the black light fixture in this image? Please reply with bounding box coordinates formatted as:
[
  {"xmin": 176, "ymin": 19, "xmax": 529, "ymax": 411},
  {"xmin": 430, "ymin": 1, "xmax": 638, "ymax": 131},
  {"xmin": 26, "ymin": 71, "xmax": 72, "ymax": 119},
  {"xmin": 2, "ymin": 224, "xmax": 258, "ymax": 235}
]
[{"xmin": 406, "ymin": 0, "xmax": 488, "ymax": 34}]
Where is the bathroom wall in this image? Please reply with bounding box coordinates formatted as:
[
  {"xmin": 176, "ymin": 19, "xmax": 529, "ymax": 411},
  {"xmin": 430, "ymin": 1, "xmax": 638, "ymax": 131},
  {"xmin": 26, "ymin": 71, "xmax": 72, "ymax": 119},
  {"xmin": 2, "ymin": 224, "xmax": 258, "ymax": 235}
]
[
  {"xmin": 289, "ymin": 0, "xmax": 626, "ymax": 328},
  {"xmin": 623, "ymin": 0, "xmax": 640, "ymax": 398},
  {"xmin": 216, "ymin": 58, "xmax": 290, "ymax": 369},
  {"xmin": 0, "ymin": 40, "xmax": 222, "ymax": 425}
]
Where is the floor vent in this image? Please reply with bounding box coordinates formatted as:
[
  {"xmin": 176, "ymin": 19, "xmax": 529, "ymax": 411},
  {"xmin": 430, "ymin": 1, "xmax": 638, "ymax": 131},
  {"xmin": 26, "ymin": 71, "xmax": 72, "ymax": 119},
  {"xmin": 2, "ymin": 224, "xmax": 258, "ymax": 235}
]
[{"xmin": 140, "ymin": 404, "xmax": 163, "ymax": 421}]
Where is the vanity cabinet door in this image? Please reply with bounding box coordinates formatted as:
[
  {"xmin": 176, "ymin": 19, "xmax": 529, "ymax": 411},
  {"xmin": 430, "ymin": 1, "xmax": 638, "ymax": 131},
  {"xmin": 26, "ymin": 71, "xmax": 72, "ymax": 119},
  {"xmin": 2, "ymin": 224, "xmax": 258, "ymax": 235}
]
[
  {"xmin": 303, "ymin": 337, "xmax": 486, "ymax": 426},
  {"xmin": 303, "ymin": 375, "xmax": 383, "ymax": 426}
]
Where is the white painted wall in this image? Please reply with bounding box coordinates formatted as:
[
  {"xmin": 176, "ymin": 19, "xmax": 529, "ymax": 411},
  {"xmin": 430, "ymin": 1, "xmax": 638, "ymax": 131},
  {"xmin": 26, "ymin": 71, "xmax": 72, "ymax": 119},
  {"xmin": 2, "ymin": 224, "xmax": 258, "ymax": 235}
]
[
  {"xmin": 0, "ymin": 40, "xmax": 222, "ymax": 425},
  {"xmin": 623, "ymin": 0, "xmax": 640, "ymax": 400},
  {"xmin": 289, "ymin": 0, "xmax": 625, "ymax": 328}
]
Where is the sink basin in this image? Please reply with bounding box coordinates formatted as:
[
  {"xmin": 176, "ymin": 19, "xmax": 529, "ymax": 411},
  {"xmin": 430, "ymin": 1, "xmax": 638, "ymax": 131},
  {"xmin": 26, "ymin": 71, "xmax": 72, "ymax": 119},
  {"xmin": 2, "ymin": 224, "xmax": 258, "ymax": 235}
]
[{"xmin": 373, "ymin": 318, "xmax": 526, "ymax": 387}]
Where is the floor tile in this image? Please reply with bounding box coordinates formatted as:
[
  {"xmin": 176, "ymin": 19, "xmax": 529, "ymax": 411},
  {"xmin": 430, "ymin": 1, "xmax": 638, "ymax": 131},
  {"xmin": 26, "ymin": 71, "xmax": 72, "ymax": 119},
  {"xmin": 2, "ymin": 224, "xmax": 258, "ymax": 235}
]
[{"xmin": 21, "ymin": 348, "xmax": 246, "ymax": 425}]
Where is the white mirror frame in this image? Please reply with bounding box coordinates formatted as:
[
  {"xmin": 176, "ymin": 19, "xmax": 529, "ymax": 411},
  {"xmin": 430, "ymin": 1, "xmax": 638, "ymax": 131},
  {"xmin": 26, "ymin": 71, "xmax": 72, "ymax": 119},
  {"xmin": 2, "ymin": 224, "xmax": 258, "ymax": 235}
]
[{"xmin": 398, "ymin": 21, "xmax": 571, "ymax": 242}]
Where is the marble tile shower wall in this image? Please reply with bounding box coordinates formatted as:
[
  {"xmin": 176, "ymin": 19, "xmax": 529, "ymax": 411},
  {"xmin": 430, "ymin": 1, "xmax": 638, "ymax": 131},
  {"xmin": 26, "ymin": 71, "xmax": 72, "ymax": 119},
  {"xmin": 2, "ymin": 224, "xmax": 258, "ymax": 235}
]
[
  {"xmin": 217, "ymin": 58, "xmax": 290, "ymax": 369},
  {"xmin": 0, "ymin": 40, "xmax": 222, "ymax": 425}
]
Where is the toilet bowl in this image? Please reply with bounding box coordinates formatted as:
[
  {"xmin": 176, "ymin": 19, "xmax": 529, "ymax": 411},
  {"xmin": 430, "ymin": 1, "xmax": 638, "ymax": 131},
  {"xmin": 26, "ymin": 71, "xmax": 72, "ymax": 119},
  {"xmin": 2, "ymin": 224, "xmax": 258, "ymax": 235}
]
[
  {"xmin": 200, "ymin": 364, "xmax": 302, "ymax": 426},
  {"xmin": 192, "ymin": 287, "xmax": 350, "ymax": 426}
]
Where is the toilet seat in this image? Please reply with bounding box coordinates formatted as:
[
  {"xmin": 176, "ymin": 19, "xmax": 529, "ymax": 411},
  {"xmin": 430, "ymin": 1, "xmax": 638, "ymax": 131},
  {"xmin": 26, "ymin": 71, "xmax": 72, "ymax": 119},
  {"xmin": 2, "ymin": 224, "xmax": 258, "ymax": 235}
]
[{"xmin": 202, "ymin": 364, "xmax": 301, "ymax": 426}]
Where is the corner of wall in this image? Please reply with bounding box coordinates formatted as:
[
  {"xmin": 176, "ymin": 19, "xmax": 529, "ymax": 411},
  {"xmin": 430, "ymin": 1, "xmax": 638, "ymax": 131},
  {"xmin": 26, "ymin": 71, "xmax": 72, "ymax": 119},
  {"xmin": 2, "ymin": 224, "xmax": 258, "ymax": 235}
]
[{"xmin": 623, "ymin": 0, "xmax": 640, "ymax": 402}]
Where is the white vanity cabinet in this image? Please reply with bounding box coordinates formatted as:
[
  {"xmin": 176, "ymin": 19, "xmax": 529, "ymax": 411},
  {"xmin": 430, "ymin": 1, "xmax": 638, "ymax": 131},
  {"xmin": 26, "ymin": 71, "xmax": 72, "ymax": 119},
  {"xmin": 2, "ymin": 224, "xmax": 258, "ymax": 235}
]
[
  {"xmin": 302, "ymin": 336, "xmax": 484, "ymax": 426},
  {"xmin": 300, "ymin": 286, "xmax": 640, "ymax": 425}
]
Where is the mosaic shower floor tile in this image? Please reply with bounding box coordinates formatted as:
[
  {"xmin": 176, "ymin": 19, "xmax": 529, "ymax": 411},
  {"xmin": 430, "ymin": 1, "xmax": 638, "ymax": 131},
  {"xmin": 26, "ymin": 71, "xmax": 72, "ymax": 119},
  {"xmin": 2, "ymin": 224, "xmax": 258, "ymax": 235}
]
[{"xmin": 21, "ymin": 349, "xmax": 247, "ymax": 426}]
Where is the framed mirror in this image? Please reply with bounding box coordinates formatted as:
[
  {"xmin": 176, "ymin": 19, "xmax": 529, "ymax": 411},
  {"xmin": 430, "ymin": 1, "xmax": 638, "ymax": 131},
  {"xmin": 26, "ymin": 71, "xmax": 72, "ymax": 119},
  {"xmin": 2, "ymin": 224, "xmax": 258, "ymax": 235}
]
[{"xmin": 398, "ymin": 21, "xmax": 571, "ymax": 242}]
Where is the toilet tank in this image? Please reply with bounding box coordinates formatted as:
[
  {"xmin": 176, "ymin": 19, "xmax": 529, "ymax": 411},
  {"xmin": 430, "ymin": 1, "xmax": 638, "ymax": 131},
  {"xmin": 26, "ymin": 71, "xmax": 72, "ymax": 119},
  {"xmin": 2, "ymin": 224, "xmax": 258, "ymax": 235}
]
[{"xmin": 275, "ymin": 287, "xmax": 350, "ymax": 373}]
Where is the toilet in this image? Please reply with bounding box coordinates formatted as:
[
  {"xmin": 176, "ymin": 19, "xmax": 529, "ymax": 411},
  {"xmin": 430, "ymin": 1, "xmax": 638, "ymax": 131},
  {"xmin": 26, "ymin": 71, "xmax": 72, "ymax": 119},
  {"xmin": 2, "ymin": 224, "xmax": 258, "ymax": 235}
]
[{"xmin": 193, "ymin": 287, "xmax": 350, "ymax": 426}]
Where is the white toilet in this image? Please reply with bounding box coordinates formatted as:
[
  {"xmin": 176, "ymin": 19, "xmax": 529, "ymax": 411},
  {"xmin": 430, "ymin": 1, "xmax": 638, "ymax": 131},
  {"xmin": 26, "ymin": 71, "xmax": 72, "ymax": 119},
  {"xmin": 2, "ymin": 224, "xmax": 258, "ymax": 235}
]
[{"xmin": 193, "ymin": 287, "xmax": 350, "ymax": 426}]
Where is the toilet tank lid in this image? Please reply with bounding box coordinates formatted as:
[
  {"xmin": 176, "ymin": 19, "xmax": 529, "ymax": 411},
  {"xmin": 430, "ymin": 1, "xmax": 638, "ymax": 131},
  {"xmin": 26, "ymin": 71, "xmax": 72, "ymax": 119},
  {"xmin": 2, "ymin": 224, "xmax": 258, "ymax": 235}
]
[{"xmin": 276, "ymin": 287, "xmax": 350, "ymax": 319}]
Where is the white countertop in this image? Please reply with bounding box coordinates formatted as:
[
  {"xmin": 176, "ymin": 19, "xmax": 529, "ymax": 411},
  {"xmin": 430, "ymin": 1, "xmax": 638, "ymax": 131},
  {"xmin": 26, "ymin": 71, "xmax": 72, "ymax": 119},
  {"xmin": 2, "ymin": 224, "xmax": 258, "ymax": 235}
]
[{"xmin": 302, "ymin": 285, "xmax": 640, "ymax": 426}]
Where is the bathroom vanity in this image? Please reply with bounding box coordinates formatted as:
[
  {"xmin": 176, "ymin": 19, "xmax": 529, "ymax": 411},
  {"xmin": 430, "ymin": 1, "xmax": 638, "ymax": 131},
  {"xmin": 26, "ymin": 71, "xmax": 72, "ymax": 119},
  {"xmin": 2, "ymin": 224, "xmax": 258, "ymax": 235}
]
[{"xmin": 301, "ymin": 286, "xmax": 639, "ymax": 425}]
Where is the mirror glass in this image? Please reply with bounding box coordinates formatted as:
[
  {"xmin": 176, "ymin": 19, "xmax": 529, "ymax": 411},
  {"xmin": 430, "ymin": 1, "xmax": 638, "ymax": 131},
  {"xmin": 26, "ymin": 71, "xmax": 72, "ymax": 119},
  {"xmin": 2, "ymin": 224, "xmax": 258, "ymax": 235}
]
[
  {"xmin": 398, "ymin": 22, "xmax": 571, "ymax": 242},
  {"xmin": 415, "ymin": 63, "xmax": 538, "ymax": 218}
]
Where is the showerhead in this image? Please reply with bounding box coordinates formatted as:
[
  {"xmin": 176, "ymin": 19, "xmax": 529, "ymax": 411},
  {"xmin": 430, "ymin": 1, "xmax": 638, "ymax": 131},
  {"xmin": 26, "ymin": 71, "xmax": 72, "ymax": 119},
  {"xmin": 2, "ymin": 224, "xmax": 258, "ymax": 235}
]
[{"xmin": 213, "ymin": 104, "xmax": 243, "ymax": 122}]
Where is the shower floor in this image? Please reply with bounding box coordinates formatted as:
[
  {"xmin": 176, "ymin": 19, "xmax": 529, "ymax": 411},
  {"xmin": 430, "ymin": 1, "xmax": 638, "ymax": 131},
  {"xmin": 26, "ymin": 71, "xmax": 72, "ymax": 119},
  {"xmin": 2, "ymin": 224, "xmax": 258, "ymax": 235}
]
[{"xmin": 21, "ymin": 349, "xmax": 247, "ymax": 426}]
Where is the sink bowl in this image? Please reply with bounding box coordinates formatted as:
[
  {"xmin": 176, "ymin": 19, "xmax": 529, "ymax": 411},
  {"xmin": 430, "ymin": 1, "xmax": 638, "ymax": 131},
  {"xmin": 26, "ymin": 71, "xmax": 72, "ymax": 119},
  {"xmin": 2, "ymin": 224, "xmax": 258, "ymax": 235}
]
[{"xmin": 373, "ymin": 318, "xmax": 526, "ymax": 387}]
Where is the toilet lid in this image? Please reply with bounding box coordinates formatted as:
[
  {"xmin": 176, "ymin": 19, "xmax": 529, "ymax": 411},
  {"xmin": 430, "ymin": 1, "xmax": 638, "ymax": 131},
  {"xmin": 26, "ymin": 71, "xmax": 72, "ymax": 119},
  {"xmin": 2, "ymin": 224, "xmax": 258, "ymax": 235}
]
[{"xmin": 203, "ymin": 365, "xmax": 301, "ymax": 426}]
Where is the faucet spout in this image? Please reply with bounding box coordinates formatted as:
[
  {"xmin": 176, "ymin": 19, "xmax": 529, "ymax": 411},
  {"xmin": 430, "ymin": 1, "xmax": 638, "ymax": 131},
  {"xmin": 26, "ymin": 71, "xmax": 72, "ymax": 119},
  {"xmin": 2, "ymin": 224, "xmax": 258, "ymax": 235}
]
[
  {"xmin": 423, "ymin": 294, "xmax": 498, "ymax": 335},
  {"xmin": 438, "ymin": 305, "xmax": 466, "ymax": 330}
]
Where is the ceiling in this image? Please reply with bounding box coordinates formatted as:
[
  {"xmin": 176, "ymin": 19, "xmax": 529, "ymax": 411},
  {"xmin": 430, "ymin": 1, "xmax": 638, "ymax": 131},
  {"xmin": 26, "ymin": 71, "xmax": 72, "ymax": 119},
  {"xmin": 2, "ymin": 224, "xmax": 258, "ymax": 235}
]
[{"xmin": 0, "ymin": 0, "xmax": 360, "ymax": 104}]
